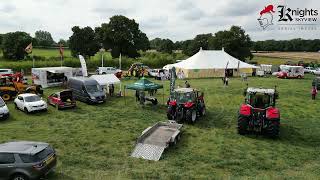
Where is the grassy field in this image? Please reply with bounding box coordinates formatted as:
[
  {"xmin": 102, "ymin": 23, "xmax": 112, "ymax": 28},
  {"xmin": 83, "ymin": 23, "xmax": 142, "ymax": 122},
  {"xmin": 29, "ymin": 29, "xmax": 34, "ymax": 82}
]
[
  {"xmin": 0, "ymin": 75, "xmax": 320, "ymax": 179},
  {"xmin": 252, "ymin": 52, "xmax": 320, "ymax": 65}
]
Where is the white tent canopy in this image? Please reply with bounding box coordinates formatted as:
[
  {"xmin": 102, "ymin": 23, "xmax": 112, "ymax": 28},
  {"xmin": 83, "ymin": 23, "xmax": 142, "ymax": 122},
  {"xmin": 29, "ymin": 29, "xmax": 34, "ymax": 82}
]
[
  {"xmin": 91, "ymin": 74, "xmax": 120, "ymax": 86},
  {"xmin": 172, "ymin": 49, "xmax": 257, "ymax": 70}
]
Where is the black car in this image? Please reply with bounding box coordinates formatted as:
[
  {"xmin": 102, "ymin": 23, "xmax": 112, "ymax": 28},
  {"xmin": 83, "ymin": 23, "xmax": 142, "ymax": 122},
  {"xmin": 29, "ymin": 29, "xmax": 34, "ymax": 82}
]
[{"xmin": 0, "ymin": 141, "xmax": 57, "ymax": 180}]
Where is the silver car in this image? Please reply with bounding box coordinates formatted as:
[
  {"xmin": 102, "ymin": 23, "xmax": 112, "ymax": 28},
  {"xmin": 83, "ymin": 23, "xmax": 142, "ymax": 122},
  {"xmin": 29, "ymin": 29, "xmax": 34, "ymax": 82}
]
[{"xmin": 0, "ymin": 141, "xmax": 57, "ymax": 180}]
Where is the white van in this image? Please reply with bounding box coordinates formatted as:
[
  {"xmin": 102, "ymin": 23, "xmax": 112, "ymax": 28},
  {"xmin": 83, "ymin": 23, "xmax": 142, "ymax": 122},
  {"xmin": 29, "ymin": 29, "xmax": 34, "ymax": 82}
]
[{"xmin": 0, "ymin": 97, "xmax": 9, "ymax": 120}]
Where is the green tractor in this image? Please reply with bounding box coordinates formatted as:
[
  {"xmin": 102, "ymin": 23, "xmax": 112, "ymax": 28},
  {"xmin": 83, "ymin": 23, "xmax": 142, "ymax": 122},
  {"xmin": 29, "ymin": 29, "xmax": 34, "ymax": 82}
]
[{"xmin": 238, "ymin": 87, "xmax": 280, "ymax": 138}]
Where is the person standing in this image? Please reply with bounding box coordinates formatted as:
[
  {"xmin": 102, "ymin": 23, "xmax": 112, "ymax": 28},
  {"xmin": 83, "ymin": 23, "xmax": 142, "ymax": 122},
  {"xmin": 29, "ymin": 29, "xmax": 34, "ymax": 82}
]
[
  {"xmin": 225, "ymin": 77, "xmax": 229, "ymax": 86},
  {"xmin": 185, "ymin": 81, "xmax": 191, "ymax": 88},
  {"xmin": 311, "ymin": 86, "xmax": 317, "ymax": 100}
]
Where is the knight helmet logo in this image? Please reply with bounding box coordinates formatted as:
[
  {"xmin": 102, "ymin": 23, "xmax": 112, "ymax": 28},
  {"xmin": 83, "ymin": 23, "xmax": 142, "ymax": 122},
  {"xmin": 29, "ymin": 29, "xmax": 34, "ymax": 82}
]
[{"xmin": 257, "ymin": 5, "xmax": 275, "ymax": 30}]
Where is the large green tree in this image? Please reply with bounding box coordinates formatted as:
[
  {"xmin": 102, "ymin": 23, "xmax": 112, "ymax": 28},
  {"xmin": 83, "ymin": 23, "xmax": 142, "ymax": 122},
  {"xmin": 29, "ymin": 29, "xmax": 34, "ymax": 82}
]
[
  {"xmin": 181, "ymin": 33, "xmax": 213, "ymax": 56},
  {"xmin": 34, "ymin": 30, "xmax": 55, "ymax": 47},
  {"xmin": 95, "ymin": 15, "xmax": 150, "ymax": 58},
  {"xmin": 150, "ymin": 38, "xmax": 174, "ymax": 53},
  {"xmin": 208, "ymin": 26, "xmax": 252, "ymax": 61},
  {"xmin": 69, "ymin": 26, "xmax": 100, "ymax": 58},
  {"xmin": 1, "ymin": 31, "xmax": 32, "ymax": 60}
]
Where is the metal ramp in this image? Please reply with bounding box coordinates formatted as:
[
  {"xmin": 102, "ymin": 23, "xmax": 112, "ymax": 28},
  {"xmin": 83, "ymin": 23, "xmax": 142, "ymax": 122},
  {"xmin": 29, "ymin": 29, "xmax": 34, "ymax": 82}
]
[{"xmin": 131, "ymin": 143, "xmax": 165, "ymax": 161}]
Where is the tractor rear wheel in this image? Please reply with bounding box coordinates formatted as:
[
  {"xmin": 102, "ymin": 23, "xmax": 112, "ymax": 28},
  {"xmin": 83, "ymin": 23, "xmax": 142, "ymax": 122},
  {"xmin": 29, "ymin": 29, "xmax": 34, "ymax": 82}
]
[
  {"xmin": 167, "ymin": 106, "xmax": 175, "ymax": 120},
  {"xmin": 238, "ymin": 116, "xmax": 249, "ymax": 135},
  {"xmin": 199, "ymin": 106, "xmax": 206, "ymax": 116},
  {"xmin": 266, "ymin": 119, "xmax": 280, "ymax": 138},
  {"xmin": 186, "ymin": 109, "xmax": 197, "ymax": 124}
]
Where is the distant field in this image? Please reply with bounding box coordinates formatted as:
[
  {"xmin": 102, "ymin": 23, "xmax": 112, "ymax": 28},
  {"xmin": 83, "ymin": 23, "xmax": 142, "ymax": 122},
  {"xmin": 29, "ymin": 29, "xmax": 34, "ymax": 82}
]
[{"xmin": 253, "ymin": 52, "xmax": 320, "ymax": 61}]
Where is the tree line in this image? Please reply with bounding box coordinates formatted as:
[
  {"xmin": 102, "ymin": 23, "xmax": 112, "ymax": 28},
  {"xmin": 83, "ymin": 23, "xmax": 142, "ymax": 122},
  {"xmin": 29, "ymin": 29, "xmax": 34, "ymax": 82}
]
[
  {"xmin": 252, "ymin": 39, "xmax": 320, "ymax": 52},
  {"xmin": 151, "ymin": 26, "xmax": 253, "ymax": 61}
]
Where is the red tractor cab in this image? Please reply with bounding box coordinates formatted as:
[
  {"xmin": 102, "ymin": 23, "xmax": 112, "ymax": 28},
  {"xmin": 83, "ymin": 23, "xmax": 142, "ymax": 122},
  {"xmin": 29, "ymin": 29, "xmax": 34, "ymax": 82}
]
[
  {"xmin": 167, "ymin": 88, "xmax": 205, "ymax": 123},
  {"xmin": 238, "ymin": 87, "xmax": 280, "ymax": 137},
  {"xmin": 47, "ymin": 90, "xmax": 76, "ymax": 110}
]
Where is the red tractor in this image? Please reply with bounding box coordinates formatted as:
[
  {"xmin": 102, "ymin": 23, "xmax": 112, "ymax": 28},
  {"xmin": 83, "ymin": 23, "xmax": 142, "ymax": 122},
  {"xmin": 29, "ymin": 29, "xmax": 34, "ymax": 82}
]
[
  {"xmin": 238, "ymin": 87, "xmax": 280, "ymax": 137},
  {"xmin": 167, "ymin": 88, "xmax": 206, "ymax": 123}
]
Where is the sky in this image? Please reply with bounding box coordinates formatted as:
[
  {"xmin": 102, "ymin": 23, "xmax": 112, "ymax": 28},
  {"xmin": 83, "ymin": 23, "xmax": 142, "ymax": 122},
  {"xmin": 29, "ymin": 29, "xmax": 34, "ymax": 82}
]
[{"xmin": 0, "ymin": 0, "xmax": 319, "ymax": 42}]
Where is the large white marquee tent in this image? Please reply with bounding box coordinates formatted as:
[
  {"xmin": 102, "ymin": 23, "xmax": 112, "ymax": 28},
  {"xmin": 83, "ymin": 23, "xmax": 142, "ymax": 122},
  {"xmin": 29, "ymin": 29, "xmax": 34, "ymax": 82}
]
[{"xmin": 168, "ymin": 48, "xmax": 257, "ymax": 78}]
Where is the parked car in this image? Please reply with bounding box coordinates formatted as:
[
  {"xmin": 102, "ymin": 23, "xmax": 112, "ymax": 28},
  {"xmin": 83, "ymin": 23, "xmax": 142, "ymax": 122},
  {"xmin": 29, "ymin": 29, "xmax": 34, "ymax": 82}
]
[
  {"xmin": 0, "ymin": 141, "xmax": 57, "ymax": 180},
  {"xmin": 0, "ymin": 69, "xmax": 13, "ymax": 75},
  {"xmin": 14, "ymin": 94, "xmax": 47, "ymax": 113},
  {"xmin": 312, "ymin": 77, "xmax": 320, "ymax": 90},
  {"xmin": 47, "ymin": 90, "xmax": 76, "ymax": 109},
  {"xmin": 67, "ymin": 77, "xmax": 106, "ymax": 104},
  {"xmin": 148, "ymin": 69, "xmax": 159, "ymax": 77},
  {"xmin": 312, "ymin": 68, "xmax": 320, "ymax": 75},
  {"xmin": 96, "ymin": 67, "xmax": 122, "ymax": 78},
  {"xmin": 304, "ymin": 67, "xmax": 315, "ymax": 73},
  {"xmin": 0, "ymin": 97, "xmax": 9, "ymax": 120}
]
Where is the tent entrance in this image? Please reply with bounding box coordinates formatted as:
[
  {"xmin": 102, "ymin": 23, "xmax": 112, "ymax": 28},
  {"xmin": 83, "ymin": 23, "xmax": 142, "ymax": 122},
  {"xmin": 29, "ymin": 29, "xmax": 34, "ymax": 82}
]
[{"xmin": 226, "ymin": 69, "xmax": 234, "ymax": 77}]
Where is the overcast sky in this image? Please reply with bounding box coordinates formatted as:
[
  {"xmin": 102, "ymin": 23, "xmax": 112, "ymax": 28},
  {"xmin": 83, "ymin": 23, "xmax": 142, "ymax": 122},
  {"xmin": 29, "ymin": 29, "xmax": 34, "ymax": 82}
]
[{"xmin": 0, "ymin": 0, "xmax": 319, "ymax": 42}]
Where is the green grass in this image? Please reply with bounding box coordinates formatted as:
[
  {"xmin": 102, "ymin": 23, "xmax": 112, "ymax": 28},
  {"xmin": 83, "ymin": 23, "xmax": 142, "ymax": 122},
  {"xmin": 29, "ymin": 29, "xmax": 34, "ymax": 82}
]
[{"xmin": 1, "ymin": 75, "xmax": 320, "ymax": 179}]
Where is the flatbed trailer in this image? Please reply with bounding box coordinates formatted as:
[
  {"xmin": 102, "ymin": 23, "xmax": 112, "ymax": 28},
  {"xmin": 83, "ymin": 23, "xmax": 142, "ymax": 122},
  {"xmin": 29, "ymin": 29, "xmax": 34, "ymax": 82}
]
[{"xmin": 131, "ymin": 121, "xmax": 182, "ymax": 161}]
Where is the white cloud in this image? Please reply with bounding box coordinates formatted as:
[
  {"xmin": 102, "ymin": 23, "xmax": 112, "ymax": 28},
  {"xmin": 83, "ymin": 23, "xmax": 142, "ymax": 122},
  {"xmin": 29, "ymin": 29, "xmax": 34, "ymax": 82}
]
[{"xmin": 0, "ymin": 0, "xmax": 319, "ymax": 41}]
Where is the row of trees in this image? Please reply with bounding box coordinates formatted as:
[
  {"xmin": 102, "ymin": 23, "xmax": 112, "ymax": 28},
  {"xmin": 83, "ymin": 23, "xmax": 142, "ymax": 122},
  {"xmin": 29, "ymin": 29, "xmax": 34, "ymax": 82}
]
[
  {"xmin": 69, "ymin": 15, "xmax": 150, "ymax": 59},
  {"xmin": 252, "ymin": 39, "xmax": 320, "ymax": 52},
  {"xmin": 150, "ymin": 26, "xmax": 253, "ymax": 61},
  {"xmin": 0, "ymin": 31, "xmax": 69, "ymax": 60}
]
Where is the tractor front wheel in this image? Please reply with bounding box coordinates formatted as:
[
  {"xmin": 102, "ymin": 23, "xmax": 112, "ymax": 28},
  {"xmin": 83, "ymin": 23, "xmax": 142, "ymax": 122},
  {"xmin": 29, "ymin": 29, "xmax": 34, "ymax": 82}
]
[
  {"xmin": 1, "ymin": 93, "xmax": 11, "ymax": 101},
  {"xmin": 238, "ymin": 116, "xmax": 249, "ymax": 135}
]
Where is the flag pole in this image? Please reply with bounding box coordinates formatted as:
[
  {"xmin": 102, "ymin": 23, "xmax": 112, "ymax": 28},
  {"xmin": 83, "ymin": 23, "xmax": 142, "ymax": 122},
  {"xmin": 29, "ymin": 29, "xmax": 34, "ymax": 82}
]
[
  {"xmin": 119, "ymin": 53, "xmax": 122, "ymax": 96},
  {"xmin": 32, "ymin": 51, "xmax": 35, "ymax": 68}
]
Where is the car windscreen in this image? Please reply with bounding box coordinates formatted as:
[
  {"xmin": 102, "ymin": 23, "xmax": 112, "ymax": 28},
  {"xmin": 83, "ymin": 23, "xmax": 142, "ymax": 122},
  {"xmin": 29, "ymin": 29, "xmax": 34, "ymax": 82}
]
[
  {"xmin": 24, "ymin": 96, "xmax": 41, "ymax": 102},
  {"xmin": 19, "ymin": 146, "xmax": 54, "ymax": 163},
  {"xmin": 176, "ymin": 92, "xmax": 193, "ymax": 104},
  {"xmin": 85, "ymin": 84, "xmax": 102, "ymax": 93},
  {"xmin": 0, "ymin": 98, "xmax": 5, "ymax": 107}
]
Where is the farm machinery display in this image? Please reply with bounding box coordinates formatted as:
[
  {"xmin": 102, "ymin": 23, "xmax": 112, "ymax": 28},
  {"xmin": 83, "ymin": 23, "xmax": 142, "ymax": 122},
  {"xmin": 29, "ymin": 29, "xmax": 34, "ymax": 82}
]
[
  {"xmin": 238, "ymin": 87, "xmax": 280, "ymax": 137},
  {"xmin": 0, "ymin": 73, "xmax": 43, "ymax": 101},
  {"xmin": 167, "ymin": 88, "xmax": 206, "ymax": 123},
  {"xmin": 125, "ymin": 63, "xmax": 149, "ymax": 77}
]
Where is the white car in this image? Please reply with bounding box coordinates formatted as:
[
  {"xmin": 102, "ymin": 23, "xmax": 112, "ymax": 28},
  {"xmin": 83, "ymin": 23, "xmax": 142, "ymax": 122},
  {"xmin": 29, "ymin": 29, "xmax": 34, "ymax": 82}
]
[
  {"xmin": 0, "ymin": 97, "xmax": 9, "ymax": 120},
  {"xmin": 0, "ymin": 69, "xmax": 13, "ymax": 75},
  {"xmin": 96, "ymin": 67, "xmax": 121, "ymax": 75},
  {"xmin": 313, "ymin": 68, "xmax": 320, "ymax": 75},
  {"xmin": 14, "ymin": 94, "xmax": 47, "ymax": 113},
  {"xmin": 304, "ymin": 67, "xmax": 315, "ymax": 73}
]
